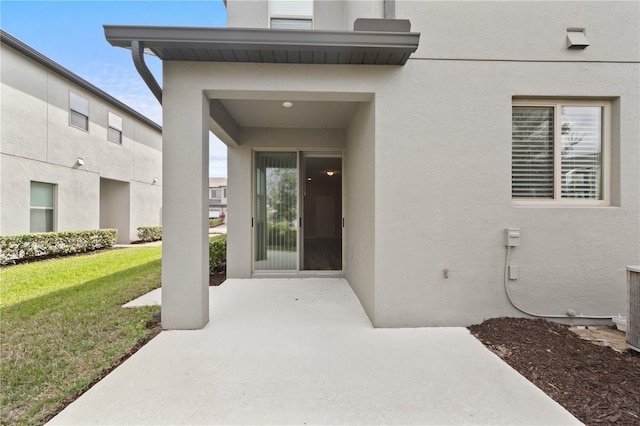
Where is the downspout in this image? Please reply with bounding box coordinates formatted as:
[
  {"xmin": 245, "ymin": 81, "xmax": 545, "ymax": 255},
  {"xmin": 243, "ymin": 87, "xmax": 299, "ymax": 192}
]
[
  {"xmin": 131, "ymin": 40, "xmax": 162, "ymax": 104},
  {"xmin": 384, "ymin": 0, "xmax": 395, "ymax": 19}
]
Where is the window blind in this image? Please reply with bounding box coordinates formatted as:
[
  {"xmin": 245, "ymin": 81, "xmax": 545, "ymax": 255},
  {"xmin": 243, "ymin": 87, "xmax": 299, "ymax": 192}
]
[
  {"xmin": 271, "ymin": 0, "xmax": 313, "ymax": 16},
  {"xmin": 512, "ymin": 107, "xmax": 554, "ymax": 198},
  {"xmin": 560, "ymin": 106, "xmax": 602, "ymax": 199}
]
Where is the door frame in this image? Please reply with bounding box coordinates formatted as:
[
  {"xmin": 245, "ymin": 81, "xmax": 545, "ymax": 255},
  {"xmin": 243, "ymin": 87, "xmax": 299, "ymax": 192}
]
[{"xmin": 251, "ymin": 148, "xmax": 345, "ymax": 276}]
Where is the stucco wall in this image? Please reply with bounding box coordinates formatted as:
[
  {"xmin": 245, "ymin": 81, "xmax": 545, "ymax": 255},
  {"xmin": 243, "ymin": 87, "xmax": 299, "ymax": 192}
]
[
  {"xmin": 1, "ymin": 155, "xmax": 100, "ymax": 233},
  {"xmin": 227, "ymin": 0, "xmax": 384, "ymax": 30},
  {"xmin": 165, "ymin": 0, "xmax": 639, "ymax": 327},
  {"xmin": 0, "ymin": 42, "xmax": 162, "ymax": 241},
  {"xmin": 345, "ymin": 101, "xmax": 376, "ymax": 322}
]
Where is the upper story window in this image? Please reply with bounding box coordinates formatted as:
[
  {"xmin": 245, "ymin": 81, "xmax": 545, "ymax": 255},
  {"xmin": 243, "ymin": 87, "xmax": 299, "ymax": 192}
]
[
  {"xmin": 270, "ymin": 0, "xmax": 313, "ymax": 29},
  {"xmin": 512, "ymin": 99, "xmax": 610, "ymax": 205},
  {"xmin": 30, "ymin": 181, "xmax": 55, "ymax": 233},
  {"xmin": 108, "ymin": 112, "xmax": 123, "ymax": 144},
  {"xmin": 69, "ymin": 92, "xmax": 89, "ymax": 131}
]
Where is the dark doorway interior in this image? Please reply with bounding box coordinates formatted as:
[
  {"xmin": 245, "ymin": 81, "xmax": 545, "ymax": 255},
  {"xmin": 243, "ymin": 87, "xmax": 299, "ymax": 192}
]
[{"xmin": 302, "ymin": 155, "xmax": 342, "ymax": 270}]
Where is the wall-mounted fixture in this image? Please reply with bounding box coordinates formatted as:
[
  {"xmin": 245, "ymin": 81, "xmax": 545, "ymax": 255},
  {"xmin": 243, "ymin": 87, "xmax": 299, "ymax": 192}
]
[
  {"xmin": 152, "ymin": 177, "xmax": 158, "ymax": 184},
  {"xmin": 567, "ymin": 28, "xmax": 589, "ymax": 49},
  {"xmin": 282, "ymin": 101, "xmax": 293, "ymax": 108},
  {"xmin": 76, "ymin": 158, "xmax": 85, "ymax": 166},
  {"xmin": 324, "ymin": 170, "xmax": 337, "ymax": 177}
]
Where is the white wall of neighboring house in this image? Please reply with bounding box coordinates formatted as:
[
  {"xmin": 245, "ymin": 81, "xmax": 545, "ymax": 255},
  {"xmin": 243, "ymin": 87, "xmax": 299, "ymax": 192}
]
[
  {"xmin": 154, "ymin": 0, "xmax": 639, "ymax": 328},
  {"xmin": 208, "ymin": 177, "xmax": 228, "ymax": 219},
  {"xmin": 0, "ymin": 36, "xmax": 162, "ymax": 243}
]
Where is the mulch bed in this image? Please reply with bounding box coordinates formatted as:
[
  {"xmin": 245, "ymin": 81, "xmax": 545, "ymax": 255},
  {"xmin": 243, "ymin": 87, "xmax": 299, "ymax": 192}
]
[
  {"xmin": 469, "ymin": 317, "xmax": 640, "ymax": 425},
  {"xmin": 209, "ymin": 272, "xmax": 226, "ymax": 286}
]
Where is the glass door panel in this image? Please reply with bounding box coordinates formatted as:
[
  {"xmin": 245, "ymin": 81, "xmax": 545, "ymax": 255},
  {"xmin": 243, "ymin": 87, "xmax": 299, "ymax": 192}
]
[
  {"xmin": 254, "ymin": 152, "xmax": 298, "ymax": 271},
  {"xmin": 302, "ymin": 153, "xmax": 342, "ymax": 271}
]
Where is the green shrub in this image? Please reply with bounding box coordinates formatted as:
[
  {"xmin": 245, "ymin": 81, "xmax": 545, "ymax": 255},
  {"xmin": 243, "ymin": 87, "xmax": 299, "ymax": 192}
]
[
  {"xmin": 209, "ymin": 218, "xmax": 224, "ymax": 227},
  {"xmin": 0, "ymin": 229, "xmax": 117, "ymax": 265},
  {"xmin": 267, "ymin": 221, "xmax": 297, "ymax": 249},
  {"xmin": 209, "ymin": 234, "xmax": 227, "ymax": 274},
  {"xmin": 137, "ymin": 226, "xmax": 162, "ymax": 242}
]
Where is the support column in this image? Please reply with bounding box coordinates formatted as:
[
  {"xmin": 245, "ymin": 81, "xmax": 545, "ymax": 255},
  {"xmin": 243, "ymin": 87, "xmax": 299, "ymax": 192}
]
[{"xmin": 161, "ymin": 89, "xmax": 209, "ymax": 329}]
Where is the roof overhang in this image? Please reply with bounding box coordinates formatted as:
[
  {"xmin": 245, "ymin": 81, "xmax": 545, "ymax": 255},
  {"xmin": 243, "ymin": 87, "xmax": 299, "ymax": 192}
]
[{"xmin": 103, "ymin": 25, "xmax": 420, "ymax": 65}]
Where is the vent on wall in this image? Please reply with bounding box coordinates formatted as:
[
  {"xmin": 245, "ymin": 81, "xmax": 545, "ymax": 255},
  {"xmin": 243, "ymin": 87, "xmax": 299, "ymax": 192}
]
[{"xmin": 627, "ymin": 266, "xmax": 640, "ymax": 352}]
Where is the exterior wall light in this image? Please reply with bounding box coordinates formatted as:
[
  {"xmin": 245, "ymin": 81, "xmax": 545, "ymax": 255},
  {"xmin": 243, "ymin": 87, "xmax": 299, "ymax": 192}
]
[
  {"xmin": 325, "ymin": 170, "xmax": 336, "ymax": 177},
  {"xmin": 152, "ymin": 177, "xmax": 158, "ymax": 184},
  {"xmin": 76, "ymin": 158, "xmax": 85, "ymax": 166},
  {"xmin": 282, "ymin": 101, "xmax": 293, "ymax": 108}
]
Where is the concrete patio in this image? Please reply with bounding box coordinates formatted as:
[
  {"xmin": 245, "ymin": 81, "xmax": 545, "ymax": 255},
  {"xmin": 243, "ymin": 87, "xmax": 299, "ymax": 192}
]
[{"xmin": 48, "ymin": 279, "xmax": 579, "ymax": 425}]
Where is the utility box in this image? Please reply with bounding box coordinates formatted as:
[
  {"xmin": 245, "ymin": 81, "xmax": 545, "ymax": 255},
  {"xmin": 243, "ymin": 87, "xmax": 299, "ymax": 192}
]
[{"xmin": 627, "ymin": 266, "xmax": 640, "ymax": 352}]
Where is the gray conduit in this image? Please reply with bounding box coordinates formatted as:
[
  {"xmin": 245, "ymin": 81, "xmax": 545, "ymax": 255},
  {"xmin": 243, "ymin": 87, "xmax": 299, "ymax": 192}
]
[{"xmin": 504, "ymin": 246, "xmax": 615, "ymax": 320}]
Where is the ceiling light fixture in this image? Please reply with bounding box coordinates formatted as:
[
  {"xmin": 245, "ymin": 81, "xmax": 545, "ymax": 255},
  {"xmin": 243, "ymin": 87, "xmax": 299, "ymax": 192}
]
[{"xmin": 282, "ymin": 101, "xmax": 293, "ymax": 108}]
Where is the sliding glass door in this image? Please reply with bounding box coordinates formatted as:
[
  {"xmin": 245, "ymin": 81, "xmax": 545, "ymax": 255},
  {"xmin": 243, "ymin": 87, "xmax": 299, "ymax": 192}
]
[
  {"xmin": 254, "ymin": 152, "xmax": 298, "ymax": 271},
  {"xmin": 254, "ymin": 150, "xmax": 343, "ymax": 273}
]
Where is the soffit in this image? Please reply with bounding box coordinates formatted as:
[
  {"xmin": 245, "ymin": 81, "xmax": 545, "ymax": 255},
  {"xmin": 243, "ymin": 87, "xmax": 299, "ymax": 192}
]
[
  {"xmin": 104, "ymin": 25, "xmax": 420, "ymax": 65},
  {"xmin": 220, "ymin": 99, "xmax": 356, "ymax": 129}
]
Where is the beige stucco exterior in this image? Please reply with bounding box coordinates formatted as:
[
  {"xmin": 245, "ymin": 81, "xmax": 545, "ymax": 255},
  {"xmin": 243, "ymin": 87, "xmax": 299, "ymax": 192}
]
[
  {"xmin": 157, "ymin": 0, "xmax": 639, "ymax": 329},
  {"xmin": 0, "ymin": 37, "xmax": 162, "ymax": 243}
]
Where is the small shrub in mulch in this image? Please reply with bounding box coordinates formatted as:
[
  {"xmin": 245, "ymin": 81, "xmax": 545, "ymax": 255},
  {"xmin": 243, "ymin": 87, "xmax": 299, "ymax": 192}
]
[{"xmin": 469, "ymin": 317, "xmax": 640, "ymax": 425}]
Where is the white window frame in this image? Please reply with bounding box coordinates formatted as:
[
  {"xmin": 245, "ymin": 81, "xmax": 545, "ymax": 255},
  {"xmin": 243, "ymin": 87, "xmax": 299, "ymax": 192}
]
[
  {"xmin": 69, "ymin": 91, "xmax": 89, "ymax": 131},
  {"xmin": 30, "ymin": 181, "xmax": 56, "ymax": 233},
  {"xmin": 107, "ymin": 112, "xmax": 123, "ymax": 144},
  {"xmin": 512, "ymin": 99, "xmax": 611, "ymax": 206},
  {"xmin": 269, "ymin": 0, "xmax": 313, "ymax": 29}
]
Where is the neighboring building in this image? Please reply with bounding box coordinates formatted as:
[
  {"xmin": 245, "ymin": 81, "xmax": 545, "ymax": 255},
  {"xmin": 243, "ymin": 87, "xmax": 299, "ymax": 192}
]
[
  {"xmin": 208, "ymin": 177, "xmax": 227, "ymax": 219},
  {"xmin": 1, "ymin": 31, "xmax": 162, "ymax": 243},
  {"xmin": 105, "ymin": 0, "xmax": 640, "ymax": 329}
]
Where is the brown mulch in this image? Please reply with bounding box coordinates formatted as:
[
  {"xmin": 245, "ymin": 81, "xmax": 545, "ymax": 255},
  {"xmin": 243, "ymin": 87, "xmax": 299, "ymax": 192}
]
[
  {"xmin": 209, "ymin": 272, "xmax": 226, "ymax": 286},
  {"xmin": 469, "ymin": 317, "xmax": 640, "ymax": 425}
]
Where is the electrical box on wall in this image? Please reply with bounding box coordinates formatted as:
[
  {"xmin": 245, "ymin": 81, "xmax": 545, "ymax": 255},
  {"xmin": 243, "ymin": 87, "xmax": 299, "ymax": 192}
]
[{"xmin": 505, "ymin": 228, "xmax": 521, "ymax": 247}]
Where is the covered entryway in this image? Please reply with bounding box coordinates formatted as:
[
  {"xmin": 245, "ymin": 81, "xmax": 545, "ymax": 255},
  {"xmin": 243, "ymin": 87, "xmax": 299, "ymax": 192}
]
[
  {"xmin": 104, "ymin": 23, "xmax": 419, "ymax": 329},
  {"xmin": 99, "ymin": 177, "xmax": 130, "ymax": 244}
]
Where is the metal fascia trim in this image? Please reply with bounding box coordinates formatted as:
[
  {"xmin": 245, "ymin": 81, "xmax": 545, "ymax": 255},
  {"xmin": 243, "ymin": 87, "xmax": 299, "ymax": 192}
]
[
  {"xmin": 132, "ymin": 40, "xmax": 162, "ymax": 104},
  {"xmin": 105, "ymin": 25, "xmax": 420, "ymax": 62}
]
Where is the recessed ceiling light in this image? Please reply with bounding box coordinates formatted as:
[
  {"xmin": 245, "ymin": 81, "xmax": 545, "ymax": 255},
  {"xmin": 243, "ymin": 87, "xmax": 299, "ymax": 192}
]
[{"xmin": 282, "ymin": 101, "xmax": 293, "ymax": 108}]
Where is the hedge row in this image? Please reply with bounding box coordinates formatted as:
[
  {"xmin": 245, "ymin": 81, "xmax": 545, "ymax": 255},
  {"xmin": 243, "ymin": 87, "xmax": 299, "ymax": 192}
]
[
  {"xmin": 0, "ymin": 229, "xmax": 117, "ymax": 265},
  {"xmin": 209, "ymin": 218, "xmax": 224, "ymax": 228},
  {"xmin": 209, "ymin": 234, "xmax": 227, "ymax": 274},
  {"xmin": 137, "ymin": 226, "xmax": 162, "ymax": 242}
]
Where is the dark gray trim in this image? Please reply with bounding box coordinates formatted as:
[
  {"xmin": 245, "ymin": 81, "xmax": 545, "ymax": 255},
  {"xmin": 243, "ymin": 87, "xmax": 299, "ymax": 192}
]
[
  {"xmin": 1, "ymin": 29, "xmax": 161, "ymax": 132},
  {"xmin": 104, "ymin": 25, "xmax": 420, "ymax": 65},
  {"xmin": 132, "ymin": 40, "xmax": 162, "ymax": 104}
]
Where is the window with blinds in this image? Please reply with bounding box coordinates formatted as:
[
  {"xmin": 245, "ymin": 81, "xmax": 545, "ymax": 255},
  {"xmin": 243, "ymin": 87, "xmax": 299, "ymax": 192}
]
[
  {"xmin": 270, "ymin": 0, "xmax": 313, "ymax": 29},
  {"xmin": 30, "ymin": 181, "xmax": 55, "ymax": 233},
  {"xmin": 69, "ymin": 92, "xmax": 89, "ymax": 131},
  {"xmin": 108, "ymin": 112, "xmax": 123, "ymax": 144},
  {"xmin": 512, "ymin": 100, "xmax": 608, "ymax": 204}
]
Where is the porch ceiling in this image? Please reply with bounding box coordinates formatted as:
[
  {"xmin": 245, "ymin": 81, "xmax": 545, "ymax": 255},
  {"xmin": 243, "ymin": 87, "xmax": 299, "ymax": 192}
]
[{"xmin": 220, "ymin": 99, "xmax": 357, "ymax": 129}]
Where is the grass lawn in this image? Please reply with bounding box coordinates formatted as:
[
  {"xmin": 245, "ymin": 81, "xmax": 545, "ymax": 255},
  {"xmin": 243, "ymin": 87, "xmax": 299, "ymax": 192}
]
[{"xmin": 0, "ymin": 246, "xmax": 162, "ymax": 425}]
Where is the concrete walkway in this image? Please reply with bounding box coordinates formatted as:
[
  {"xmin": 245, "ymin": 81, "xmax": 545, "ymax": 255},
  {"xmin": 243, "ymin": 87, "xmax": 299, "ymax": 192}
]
[{"xmin": 48, "ymin": 279, "xmax": 579, "ymax": 425}]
